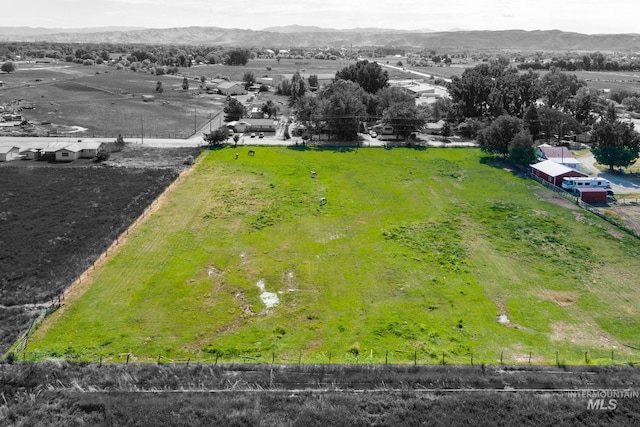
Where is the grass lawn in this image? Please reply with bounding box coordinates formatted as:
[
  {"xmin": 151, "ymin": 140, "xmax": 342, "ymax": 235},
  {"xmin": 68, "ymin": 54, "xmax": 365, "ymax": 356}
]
[{"xmin": 24, "ymin": 147, "xmax": 640, "ymax": 365}]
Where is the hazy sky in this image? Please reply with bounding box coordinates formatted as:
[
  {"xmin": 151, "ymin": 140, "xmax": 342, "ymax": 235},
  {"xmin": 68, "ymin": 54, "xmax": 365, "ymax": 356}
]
[{"xmin": 3, "ymin": 0, "xmax": 638, "ymax": 34}]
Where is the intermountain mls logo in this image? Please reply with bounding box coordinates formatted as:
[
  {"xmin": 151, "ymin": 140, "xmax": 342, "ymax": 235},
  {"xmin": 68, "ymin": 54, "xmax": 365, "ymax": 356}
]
[{"xmin": 567, "ymin": 390, "xmax": 640, "ymax": 411}]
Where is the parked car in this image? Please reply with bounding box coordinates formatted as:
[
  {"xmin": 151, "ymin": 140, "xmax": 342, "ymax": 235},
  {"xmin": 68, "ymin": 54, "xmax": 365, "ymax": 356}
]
[
  {"xmin": 369, "ymin": 131, "xmax": 378, "ymax": 138},
  {"xmin": 259, "ymin": 132, "xmax": 264, "ymax": 138},
  {"xmin": 250, "ymin": 132, "xmax": 256, "ymax": 138}
]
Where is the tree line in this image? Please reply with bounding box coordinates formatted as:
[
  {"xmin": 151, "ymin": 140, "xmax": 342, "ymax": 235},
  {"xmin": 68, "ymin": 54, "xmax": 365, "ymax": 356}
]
[{"xmin": 446, "ymin": 63, "xmax": 640, "ymax": 170}]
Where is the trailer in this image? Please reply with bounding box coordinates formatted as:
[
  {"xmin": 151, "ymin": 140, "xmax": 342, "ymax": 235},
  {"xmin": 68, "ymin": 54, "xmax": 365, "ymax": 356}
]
[{"xmin": 561, "ymin": 177, "xmax": 611, "ymax": 192}]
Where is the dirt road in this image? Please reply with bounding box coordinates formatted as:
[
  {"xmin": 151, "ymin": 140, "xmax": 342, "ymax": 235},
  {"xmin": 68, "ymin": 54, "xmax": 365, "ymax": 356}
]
[{"xmin": 576, "ymin": 153, "xmax": 640, "ymax": 195}]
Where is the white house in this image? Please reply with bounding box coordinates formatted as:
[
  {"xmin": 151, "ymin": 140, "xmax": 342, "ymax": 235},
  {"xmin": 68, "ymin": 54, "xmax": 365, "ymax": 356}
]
[
  {"xmin": 77, "ymin": 140, "xmax": 104, "ymax": 158},
  {"xmin": 231, "ymin": 119, "xmax": 278, "ymax": 133},
  {"xmin": 55, "ymin": 144, "xmax": 82, "ymax": 162},
  {"xmin": 0, "ymin": 146, "xmax": 21, "ymax": 161}
]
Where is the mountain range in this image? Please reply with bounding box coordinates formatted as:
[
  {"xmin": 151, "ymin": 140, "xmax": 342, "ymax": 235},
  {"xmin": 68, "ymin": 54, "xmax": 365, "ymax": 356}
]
[{"xmin": 1, "ymin": 26, "xmax": 640, "ymax": 51}]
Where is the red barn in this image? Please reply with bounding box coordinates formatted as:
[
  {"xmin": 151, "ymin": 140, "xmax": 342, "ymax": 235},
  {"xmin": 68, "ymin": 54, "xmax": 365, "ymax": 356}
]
[
  {"xmin": 530, "ymin": 160, "xmax": 587, "ymax": 187},
  {"xmin": 577, "ymin": 188, "xmax": 607, "ymax": 204}
]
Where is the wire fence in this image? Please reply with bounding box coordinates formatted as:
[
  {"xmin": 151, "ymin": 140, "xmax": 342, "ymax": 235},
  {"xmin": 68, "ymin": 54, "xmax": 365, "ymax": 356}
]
[
  {"xmin": 15, "ymin": 347, "xmax": 640, "ymax": 367},
  {"xmin": 11, "ymin": 164, "xmax": 196, "ymax": 355},
  {"xmin": 529, "ymin": 173, "xmax": 640, "ymax": 240}
]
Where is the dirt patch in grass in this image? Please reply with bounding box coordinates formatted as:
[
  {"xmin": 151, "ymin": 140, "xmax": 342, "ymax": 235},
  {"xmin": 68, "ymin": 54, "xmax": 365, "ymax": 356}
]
[
  {"xmin": 550, "ymin": 321, "xmax": 616, "ymax": 348},
  {"xmin": 540, "ymin": 290, "xmax": 580, "ymax": 307},
  {"xmin": 597, "ymin": 204, "xmax": 640, "ymax": 236},
  {"xmin": 533, "ymin": 190, "xmax": 579, "ymax": 210}
]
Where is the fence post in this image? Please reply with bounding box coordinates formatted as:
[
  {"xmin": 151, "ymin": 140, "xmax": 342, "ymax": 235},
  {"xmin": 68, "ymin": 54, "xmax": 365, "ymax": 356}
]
[
  {"xmin": 442, "ymin": 352, "xmax": 445, "ymax": 365},
  {"xmin": 556, "ymin": 351, "xmax": 559, "ymax": 366},
  {"xmin": 414, "ymin": 350, "xmax": 417, "ymax": 365},
  {"xmin": 328, "ymin": 352, "xmax": 331, "ymax": 364},
  {"xmin": 585, "ymin": 352, "xmax": 588, "ymax": 364},
  {"xmin": 385, "ymin": 350, "xmax": 388, "ymax": 366},
  {"xmin": 471, "ymin": 354, "xmax": 473, "ymax": 366},
  {"xmin": 500, "ymin": 351, "xmax": 503, "ymax": 365},
  {"xmin": 99, "ymin": 356, "xmax": 103, "ymax": 367},
  {"xmin": 157, "ymin": 354, "xmax": 161, "ymax": 364},
  {"xmin": 187, "ymin": 358, "xmax": 190, "ymax": 367},
  {"xmin": 298, "ymin": 352, "xmax": 302, "ymax": 365},
  {"xmin": 529, "ymin": 352, "xmax": 532, "ymax": 364},
  {"xmin": 126, "ymin": 354, "xmax": 130, "ymax": 364}
]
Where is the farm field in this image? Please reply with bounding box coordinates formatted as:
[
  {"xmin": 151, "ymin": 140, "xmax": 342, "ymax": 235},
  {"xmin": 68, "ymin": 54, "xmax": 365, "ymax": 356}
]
[
  {"xmin": 0, "ymin": 145, "xmax": 201, "ymax": 354},
  {"xmin": 23, "ymin": 147, "xmax": 640, "ymax": 365},
  {"xmin": 0, "ymin": 63, "xmax": 226, "ymax": 138}
]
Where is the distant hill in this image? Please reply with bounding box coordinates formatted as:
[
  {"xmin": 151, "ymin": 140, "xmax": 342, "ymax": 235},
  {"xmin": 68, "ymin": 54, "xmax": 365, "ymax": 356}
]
[
  {"xmin": 0, "ymin": 26, "xmax": 146, "ymax": 37},
  {"xmin": 1, "ymin": 26, "xmax": 640, "ymax": 50}
]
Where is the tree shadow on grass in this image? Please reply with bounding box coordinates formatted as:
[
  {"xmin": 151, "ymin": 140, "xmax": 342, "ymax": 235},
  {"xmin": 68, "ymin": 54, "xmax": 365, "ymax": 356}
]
[{"xmin": 479, "ymin": 156, "xmax": 528, "ymax": 178}]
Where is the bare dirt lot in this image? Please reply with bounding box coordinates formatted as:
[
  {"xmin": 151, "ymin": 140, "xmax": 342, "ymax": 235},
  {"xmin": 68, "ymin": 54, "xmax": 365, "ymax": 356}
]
[{"xmin": 0, "ymin": 145, "xmax": 203, "ymax": 354}]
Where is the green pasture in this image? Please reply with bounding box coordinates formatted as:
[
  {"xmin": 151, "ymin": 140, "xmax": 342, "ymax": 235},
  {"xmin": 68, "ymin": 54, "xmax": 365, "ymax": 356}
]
[{"xmin": 24, "ymin": 147, "xmax": 640, "ymax": 365}]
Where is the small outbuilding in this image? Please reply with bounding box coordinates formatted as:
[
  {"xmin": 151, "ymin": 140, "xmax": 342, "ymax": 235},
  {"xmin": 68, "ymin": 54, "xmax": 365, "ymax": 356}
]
[
  {"xmin": 0, "ymin": 146, "xmax": 21, "ymax": 161},
  {"xmin": 577, "ymin": 187, "xmax": 607, "ymax": 204},
  {"xmin": 20, "ymin": 148, "xmax": 41, "ymax": 160},
  {"xmin": 530, "ymin": 159, "xmax": 588, "ymax": 187}
]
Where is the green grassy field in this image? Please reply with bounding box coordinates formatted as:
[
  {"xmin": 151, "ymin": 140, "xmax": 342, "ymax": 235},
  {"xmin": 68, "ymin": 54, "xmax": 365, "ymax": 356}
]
[{"xmin": 24, "ymin": 147, "xmax": 640, "ymax": 365}]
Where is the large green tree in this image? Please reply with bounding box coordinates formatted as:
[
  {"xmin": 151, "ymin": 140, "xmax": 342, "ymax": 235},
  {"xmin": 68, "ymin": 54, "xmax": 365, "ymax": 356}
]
[
  {"xmin": 242, "ymin": 71, "xmax": 255, "ymax": 89},
  {"xmin": 1, "ymin": 60, "xmax": 16, "ymax": 73},
  {"xmin": 261, "ymin": 99, "xmax": 279, "ymax": 118},
  {"xmin": 382, "ymin": 103, "xmax": 426, "ymax": 140},
  {"xmin": 294, "ymin": 93, "xmax": 324, "ymax": 137},
  {"xmin": 319, "ymin": 80, "xmax": 367, "ymax": 140},
  {"xmin": 539, "ymin": 67, "xmax": 584, "ymax": 109},
  {"xmin": 537, "ymin": 107, "xmax": 580, "ymax": 141},
  {"xmin": 335, "ymin": 60, "xmax": 388, "ymax": 94},
  {"xmin": 290, "ymin": 71, "xmax": 308, "ymax": 106},
  {"xmin": 591, "ymin": 118, "xmax": 640, "ymax": 171},
  {"xmin": 508, "ymin": 130, "xmax": 537, "ymax": 166},
  {"xmin": 223, "ymin": 98, "xmax": 246, "ymax": 121},
  {"xmin": 375, "ymin": 86, "xmax": 416, "ymax": 115},
  {"xmin": 476, "ymin": 115, "xmax": 523, "ymax": 157},
  {"xmin": 224, "ymin": 48, "xmax": 251, "ymax": 66},
  {"xmin": 448, "ymin": 64, "xmax": 539, "ymax": 120}
]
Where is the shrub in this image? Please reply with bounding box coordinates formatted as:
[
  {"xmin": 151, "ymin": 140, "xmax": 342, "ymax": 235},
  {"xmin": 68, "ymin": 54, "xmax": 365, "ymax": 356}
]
[
  {"xmin": 95, "ymin": 150, "xmax": 111, "ymax": 162},
  {"xmin": 348, "ymin": 342, "xmax": 360, "ymax": 357}
]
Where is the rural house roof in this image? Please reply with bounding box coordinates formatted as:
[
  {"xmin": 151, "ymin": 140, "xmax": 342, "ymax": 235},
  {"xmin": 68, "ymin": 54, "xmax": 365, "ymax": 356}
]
[
  {"xmin": 0, "ymin": 146, "xmax": 19, "ymax": 154},
  {"xmin": 77, "ymin": 140, "xmax": 103, "ymax": 150},
  {"xmin": 530, "ymin": 159, "xmax": 582, "ymax": 177},
  {"xmin": 57, "ymin": 143, "xmax": 82, "ymax": 153},
  {"xmin": 537, "ymin": 146, "xmax": 580, "ymax": 165},
  {"xmin": 237, "ymin": 119, "xmax": 277, "ymax": 126},
  {"xmin": 216, "ymin": 81, "xmax": 243, "ymax": 90}
]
